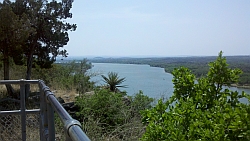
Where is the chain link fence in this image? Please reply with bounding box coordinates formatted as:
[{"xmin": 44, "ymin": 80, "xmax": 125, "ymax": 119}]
[
  {"xmin": 0, "ymin": 113, "xmax": 40, "ymax": 141},
  {"xmin": 0, "ymin": 80, "xmax": 90, "ymax": 141}
]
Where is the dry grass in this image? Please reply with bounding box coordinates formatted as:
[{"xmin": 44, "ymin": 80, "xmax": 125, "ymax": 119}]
[
  {"xmin": 82, "ymin": 117, "xmax": 145, "ymax": 141},
  {"xmin": 52, "ymin": 89, "xmax": 79, "ymax": 103},
  {"xmin": 0, "ymin": 81, "xmax": 78, "ymax": 103}
]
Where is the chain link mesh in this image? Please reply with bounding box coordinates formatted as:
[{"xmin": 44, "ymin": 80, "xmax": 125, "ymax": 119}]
[
  {"xmin": 0, "ymin": 81, "xmax": 85, "ymax": 141},
  {"xmin": 26, "ymin": 113, "xmax": 40, "ymax": 140},
  {"xmin": 0, "ymin": 113, "xmax": 40, "ymax": 141}
]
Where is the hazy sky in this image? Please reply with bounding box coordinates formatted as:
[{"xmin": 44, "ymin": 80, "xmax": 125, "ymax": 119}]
[{"xmin": 65, "ymin": 0, "xmax": 249, "ymax": 57}]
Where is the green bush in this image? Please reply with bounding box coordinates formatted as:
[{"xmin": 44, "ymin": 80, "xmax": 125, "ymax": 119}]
[
  {"xmin": 131, "ymin": 90, "xmax": 154, "ymax": 116},
  {"xmin": 76, "ymin": 89, "xmax": 129, "ymax": 131},
  {"xmin": 75, "ymin": 89, "xmax": 154, "ymax": 140},
  {"xmin": 141, "ymin": 51, "xmax": 250, "ymax": 141}
]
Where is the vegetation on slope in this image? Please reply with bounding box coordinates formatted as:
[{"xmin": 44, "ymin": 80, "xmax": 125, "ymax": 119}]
[{"xmin": 76, "ymin": 89, "xmax": 153, "ymax": 140}]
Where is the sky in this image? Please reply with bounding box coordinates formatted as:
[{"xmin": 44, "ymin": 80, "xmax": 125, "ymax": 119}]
[{"xmin": 57, "ymin": 1, "xmax": 249, "ymax": 57}]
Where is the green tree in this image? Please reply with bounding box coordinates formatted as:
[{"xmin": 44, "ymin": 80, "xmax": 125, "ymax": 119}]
[
  {"xmin": 141, "ymin": 51, "xmax": 250, "ymax": 140},
  {"xmin": 0, "ymin": 0, "xmax": 33, "ymax": 96},
  {"xmin": 101, "ymin": 72, "xmax": 126, "ymax": 92},
  {"xmin": 12, "ymin": 0, "xmax": 77, "ymax": 97}
]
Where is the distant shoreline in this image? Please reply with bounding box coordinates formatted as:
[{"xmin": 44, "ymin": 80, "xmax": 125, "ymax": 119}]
[
  {"xmin": 77, "ymin": 56, "xmax": 250, "ymax": 88},
  {"xmin": 231, "ymin": 84, "xmax": 250, "ymax": 89},
  {"xmin": 90, "ymin": 62, "xmax": 250, "ymax": 90}
]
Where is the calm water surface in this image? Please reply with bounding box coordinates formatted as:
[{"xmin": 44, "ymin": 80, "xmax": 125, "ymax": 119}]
[{"xmin": 89, "ymin": 63, "xmax": 250, "ymax": 101}]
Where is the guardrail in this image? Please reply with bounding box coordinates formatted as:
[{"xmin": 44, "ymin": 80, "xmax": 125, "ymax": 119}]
[{"xmin": 0, "ymin": 79, "xmax": 90, "ymax": 141}]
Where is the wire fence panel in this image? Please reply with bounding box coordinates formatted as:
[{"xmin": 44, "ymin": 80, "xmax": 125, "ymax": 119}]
[
  {"xmin": 0, "ymin": 113, "xmax": 40, "ymax": 141},
  {"xmin": 0, "ymin": 114, "xmax": 22, "ymax": 141},
  {"xmin": 26, "ymin": 113, "xmax": 40, "ymax": 140},
  {"xmin": 0, "ymin": 80, "xmax": 90, "ymax": 141}
]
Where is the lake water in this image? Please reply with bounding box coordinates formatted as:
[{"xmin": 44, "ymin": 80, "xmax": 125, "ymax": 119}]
[{"xmin": 89, "ymin": 63, "xmax": 250, "ymax": 101}]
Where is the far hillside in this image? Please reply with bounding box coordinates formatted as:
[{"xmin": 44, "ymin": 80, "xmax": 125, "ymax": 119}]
[{"xmin": 87, "ymin": 56, "xmax": 250, "ymax": 87}]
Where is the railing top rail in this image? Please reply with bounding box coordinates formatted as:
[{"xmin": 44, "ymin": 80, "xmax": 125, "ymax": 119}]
[
  {"xmin": 0, "ymin": 79, "xmax": 39, "ymax": 85},
  {"xmin": 0, "ymin": 79, "xmax": 90, "ymax": 141},
  {"xmin": 38, "ymin": 80, "xmax": 91, "ymax": 141}
]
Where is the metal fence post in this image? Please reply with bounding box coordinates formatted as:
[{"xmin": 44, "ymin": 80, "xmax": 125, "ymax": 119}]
[
  {"xmin": 47, "ymin": 92, "xmax": 55, "ymax": 141},
  {"xmin": 20, "ymin": 79, "xmax": 26, "ymax": 141},
  {"xmin": 40, "ymin": 81, "xmax": 50, "ymax": 140},
  {"xmin": 39, "ymin": 81, "xmax": 45, "ymax": 141}
]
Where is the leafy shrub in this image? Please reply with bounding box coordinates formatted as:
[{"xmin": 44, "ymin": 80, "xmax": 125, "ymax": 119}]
[
  {"xmin": 76, "ymin": 89, "xmax": 154, "ymax": 140},
  {"xmin": 131, "ymin": 90, "xmax": 154, "ymax": 116},
  {"xmin": 141, "ymin": 51, "xmax": 250, "ymax": 140},
  {"xmin": 76, "ymin": 89, "xmax": 129, "ymax": 131}
]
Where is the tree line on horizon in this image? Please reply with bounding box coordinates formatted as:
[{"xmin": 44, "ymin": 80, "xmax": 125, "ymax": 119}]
[{"xmin": 90, "ymin": 55, "xmax": 250, "ymax": 86}]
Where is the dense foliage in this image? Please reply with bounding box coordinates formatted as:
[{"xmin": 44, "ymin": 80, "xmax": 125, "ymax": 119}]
[
  {"xmin": 76, "ymin": 89, "xmax": 127, "ymax": 130},
  {"xmin": 0, "ymin": 0, "xmax": 76, "ymax": 96},
  {"xmin": 141, "ymin": 51, "xmax": 250, "ymax": 140},
  {"xmin": 75, "ymin": 89, "xmax": 153, "ymax": 140}
]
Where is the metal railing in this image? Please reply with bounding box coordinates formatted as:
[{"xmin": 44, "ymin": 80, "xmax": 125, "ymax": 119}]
[{"xmin": 0, "ymin": 79, "xmax": 90, "ymax": 141}]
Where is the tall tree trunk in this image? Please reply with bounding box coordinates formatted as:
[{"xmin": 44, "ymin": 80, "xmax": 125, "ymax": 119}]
[
  {"xmin": 25, "ymin": 43, "xmax": 35, "ymax": 100},
  {"xmin": 3, "ymin": 51, "xmax": 15, "ymax": 97},
  {"xmin": 25, "ymin": 54, "xmax": 33, "ymax": 99}
]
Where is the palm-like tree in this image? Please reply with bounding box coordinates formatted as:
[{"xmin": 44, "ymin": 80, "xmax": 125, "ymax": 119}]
[{"xmin": 101, "ymin": 72, "xmax": 126, "ymax": 92}]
